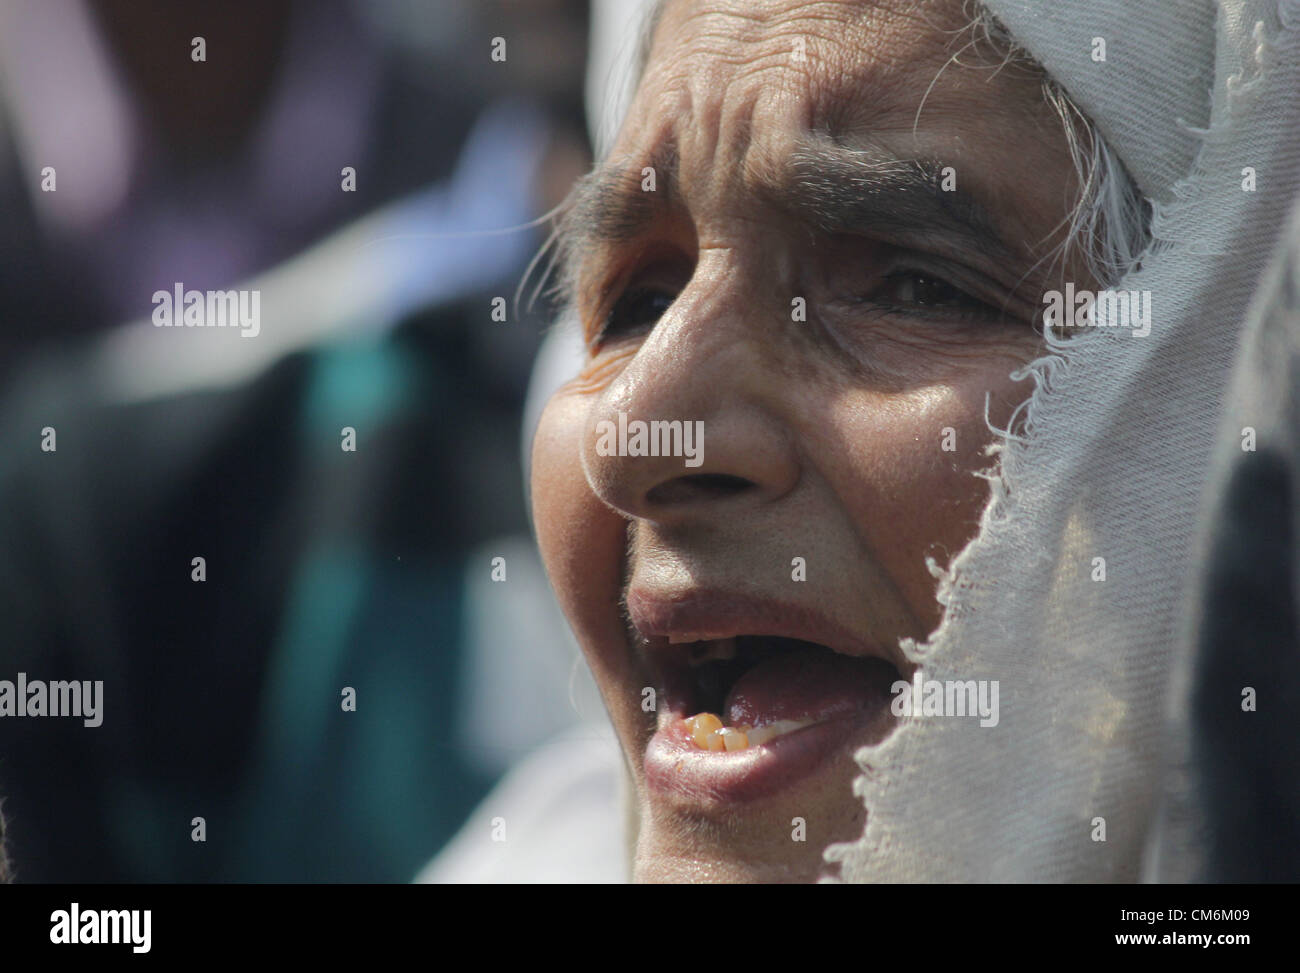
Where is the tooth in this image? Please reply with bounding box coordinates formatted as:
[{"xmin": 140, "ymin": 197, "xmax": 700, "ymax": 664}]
[
  {"xmin": 744, "ymin": 718, "xmax": 816, "ymax": 747},
  {"xmin": 688, "ymin": 713, "xmax": 723, "ymax": 748},
  {"xmin": 768, "ymin": 719, "xmax": 808, "ymax": 736},
  {"xmin": 719, "ymin": 727, "xmax": 748, "ymax": 751},
  {"xmin": 685, "ymin": 713, "xmax": 818, "ymax": 750}
]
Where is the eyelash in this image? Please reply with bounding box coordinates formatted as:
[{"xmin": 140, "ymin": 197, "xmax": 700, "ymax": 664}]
[{"xmin": 592, "ymin": 266, "xmax": 1001, "ymax": 346}]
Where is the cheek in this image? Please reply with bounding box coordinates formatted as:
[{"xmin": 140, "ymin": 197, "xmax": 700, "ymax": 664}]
[
  {"xmin": 531, "ymin": 389, "xmax": 644, "ymax": 710},
  {"xmin": 826, "ymin": 364, "xmax": 1031, "ymax": 628},
  {"xmin": 532, "ymin": 390, "xmax": 621, "ymax": 624}
]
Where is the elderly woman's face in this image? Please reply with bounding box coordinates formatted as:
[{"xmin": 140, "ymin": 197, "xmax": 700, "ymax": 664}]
[{"xmin": 532, "ymin": 0, "xmax": 1082, "ymax": 882}]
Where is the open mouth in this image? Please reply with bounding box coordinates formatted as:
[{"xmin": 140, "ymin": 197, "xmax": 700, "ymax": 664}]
[
  {"xmin": 664, "ymin": 635, "xmax": 901, "ymax": 752},
  {"xmin": 628, "ymin": 592, "xmax": 906, "ymax": 804}
]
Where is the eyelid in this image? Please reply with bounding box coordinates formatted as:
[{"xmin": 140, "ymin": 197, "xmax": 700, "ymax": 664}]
[
  {"xmin": 826, "ymin": 229, "xmax": 1034, "ymax": 311},
  {"xmin": 585, "ymin": 252, "xmax": 691, "ymax": 347},
  {"xmin": 863, "ymin": 253, "xmax": 1030, "ymax": 320},
  {"xmin": 582, "ymin": 267, "xmax": 637, "ymax": 349}
]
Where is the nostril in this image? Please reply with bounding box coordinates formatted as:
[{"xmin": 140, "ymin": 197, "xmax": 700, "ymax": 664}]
[{"xmin": 646, "ymin": 473, "xmax": 754, "ymax": 504}]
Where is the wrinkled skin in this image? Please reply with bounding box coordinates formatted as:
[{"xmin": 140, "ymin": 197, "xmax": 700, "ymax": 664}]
[{"xmin": 531, "ymin": 0, "xmax": 1089, "ymax": 882}]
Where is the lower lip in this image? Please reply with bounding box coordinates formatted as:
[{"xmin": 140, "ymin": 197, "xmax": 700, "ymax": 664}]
[{"xmin": 643, "ymin": 707, "xmax": 890, "ymax": 805}]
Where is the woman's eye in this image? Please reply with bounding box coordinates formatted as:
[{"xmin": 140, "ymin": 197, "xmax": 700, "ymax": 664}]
[
  {"xmin": 867, "ymin": 270, "xmax": 1000, "ymax": 319},
  {"xmin": 600, "ymin": 286, "xmax": 677, "ymax": 341}
]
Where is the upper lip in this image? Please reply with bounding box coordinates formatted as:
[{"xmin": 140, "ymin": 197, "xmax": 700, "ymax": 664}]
[{"xmin": 626, "ymin": 586, "xmax": 907, "ymax": 673}]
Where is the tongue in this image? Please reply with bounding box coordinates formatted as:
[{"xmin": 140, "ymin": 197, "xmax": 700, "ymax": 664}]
[{"xmin": 724, "ymin": 645, "xmax": 898, "ymax": 727}]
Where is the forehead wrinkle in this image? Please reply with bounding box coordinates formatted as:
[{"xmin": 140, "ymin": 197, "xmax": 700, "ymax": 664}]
[
  {"xmin": 647, "ymin": 1, "xmax": 884, "ymax": 106},
  {"xmin": 654, "ymin": 0, "xmax": 886, "ymax": 47}
]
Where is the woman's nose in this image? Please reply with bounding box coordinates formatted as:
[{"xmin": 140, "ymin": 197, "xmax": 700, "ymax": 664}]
[{"xmin": 580, "ymin": 276, "xmax": 801, "ymax": 524}]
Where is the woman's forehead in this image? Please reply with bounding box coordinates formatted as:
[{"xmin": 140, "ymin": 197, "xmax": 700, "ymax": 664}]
[
  {"xmin": 565, "ymin": 0, "xmax": 1078, "ymax": 302},
  {"xmin": 637, "ymin": 0, "xmax": 1011, "ymax": 126},
  {"xmin": 618, "ymin": 0, "xmax": 1052, "ymax": 184}
]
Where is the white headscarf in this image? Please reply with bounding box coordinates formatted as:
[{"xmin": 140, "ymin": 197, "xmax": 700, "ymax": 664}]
[{"xmin": 575, "ymin": 0, "xmax": 1300, "ymax": 882}]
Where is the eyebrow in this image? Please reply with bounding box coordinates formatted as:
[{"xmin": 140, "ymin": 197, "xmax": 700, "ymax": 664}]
[
  {"xmin": 555, "ymin": 140, "xmax": 680, "ymax": 286},
  {"xmin": 553, "ymin": 135, "xmax": 1017, "ymax": 308},
  {"xmin": 778, "ymin": 139, "xmax": 1016, "ymax": 261}
]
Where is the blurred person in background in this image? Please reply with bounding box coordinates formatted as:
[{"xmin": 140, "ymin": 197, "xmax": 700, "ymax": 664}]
[
  {"xmin": 0, "ymin": 0, "xmax": 596, "ymax": 882},
  {"xmin": 0, "ymin": 0, "xmax": 469, "ymax": 376}
]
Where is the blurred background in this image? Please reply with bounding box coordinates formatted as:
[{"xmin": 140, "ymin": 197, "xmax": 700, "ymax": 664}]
[{"xmin": 0, "ymin": 0, "xmax": 622, "ymax": 882}]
